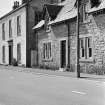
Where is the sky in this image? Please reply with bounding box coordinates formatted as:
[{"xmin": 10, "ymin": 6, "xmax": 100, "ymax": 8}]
[{"xmin": 0, "ymin": 0, "xmax": 22, "ymax": 17}]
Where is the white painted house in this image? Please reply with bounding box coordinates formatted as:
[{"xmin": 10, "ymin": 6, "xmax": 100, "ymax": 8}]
[
  {"xmin": 0, "ymin": 0, "xmax": 61, "ymax": 67},
  {"xmin": 0, "ymin": 2, "xmax": 27, "ymax": 66}
]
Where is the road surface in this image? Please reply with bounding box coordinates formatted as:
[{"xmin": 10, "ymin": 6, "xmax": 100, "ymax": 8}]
[{"xmin": 0, "ymin": 69, "xmax": 105, "ymax": 105}]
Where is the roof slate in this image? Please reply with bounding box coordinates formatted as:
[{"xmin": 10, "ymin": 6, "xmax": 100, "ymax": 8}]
[
  {"xmin": 49, "ymin": 0, "xmax": 77, "ymax": 24},
  {"xmin": 33, "ymin": 20, "xmax": 45, "ymax": 29},
  {"xmin": 45, "ymin": 4, "xmax": 63, "ymax": 20},
  {"xmin": 88, "ymin": 0, "xmax": 105, "ymax": 13},
  {"xmin": 33, "ymin": 0, "xmax": 77, "ymax": 29}
]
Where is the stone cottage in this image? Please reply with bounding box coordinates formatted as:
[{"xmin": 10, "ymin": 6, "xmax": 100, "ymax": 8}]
[{"xmin": 33, "ymin": 0, "xmax": 105, "ymax": 74}]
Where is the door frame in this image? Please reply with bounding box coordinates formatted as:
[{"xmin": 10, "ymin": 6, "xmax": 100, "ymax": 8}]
[
  {"xmin": 59, "ymin": 37, "xmax": 68, "ymax": 68},
  {"xmin": 8, "ymin": 40, "xmax": 13, "ymax": 65}
]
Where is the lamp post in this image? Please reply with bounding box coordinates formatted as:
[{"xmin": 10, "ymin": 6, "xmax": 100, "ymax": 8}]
[{"xmin": 76, "ymin": 0, "xmax": 80, "ymax": 78}]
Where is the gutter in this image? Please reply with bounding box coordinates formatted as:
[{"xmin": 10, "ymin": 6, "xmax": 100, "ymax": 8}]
[{"xmin": 0, "ymin": 3, "xmax": 27, "ymax": 20}]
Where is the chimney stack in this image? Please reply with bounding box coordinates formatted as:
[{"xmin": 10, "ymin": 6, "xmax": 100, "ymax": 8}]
[{"xmin": 13, "ymin": 1, "xmax": 20, "ymax": 10}]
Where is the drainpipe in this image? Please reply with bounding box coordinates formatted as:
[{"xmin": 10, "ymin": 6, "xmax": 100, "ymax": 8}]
[
  {"xmin": 76, "ymin": 0, "xmax": 80, "ymax": 78},
  {"xmin": 36, "ymin": 30, "xmax": 39, "ymax": 67},
  {"xmin": 26, "ymin": 1, "xmax": 30, "ymax": 67},
  {"xmin": 67, "ymin": 22, "xmax": 70, "ymax": 71}
]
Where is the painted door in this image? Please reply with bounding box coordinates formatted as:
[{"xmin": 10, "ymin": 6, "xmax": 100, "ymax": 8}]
[
  {"xmin": 61, "ymin": 40, "xmax": 66, "ymax": 68},
  {"xmin": 9, "ymin": 45, "xmax": 13, "ymax": 65}
]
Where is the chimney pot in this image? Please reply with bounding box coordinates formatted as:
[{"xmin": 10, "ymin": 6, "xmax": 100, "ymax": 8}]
[{"xmin": 13, "ymin": 1, "xmax": 20, "ymax": 10}]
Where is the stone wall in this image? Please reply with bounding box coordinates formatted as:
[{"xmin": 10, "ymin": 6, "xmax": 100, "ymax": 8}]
[
  {"xmin": 37, "ymin": 12, "xmax": 105, "ymax": 74},
  {"xmin": 69, "ymin": 13, "xmax": 105, "ymax": 74},
  {"xmin": 38, "ymin": 23, "xmax": 68, "ymax": 70}
]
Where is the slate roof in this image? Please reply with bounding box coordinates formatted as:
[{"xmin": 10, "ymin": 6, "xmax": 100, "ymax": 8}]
[
  {"xmin": 0, "ymin": 3, "xmax": 26, "ymax": 20},
  {"xmin": 45, "ymin": 4, "xmax": 63, "ymax": 20},
  {"xmin": 33, "ymin": 0, "xmax": 77, "ymax": 29},
  {"xmin": 49, "ymin": 0, "xmax": 77, "ymax": 24},
  {"xmin": 88, "ymin": 0, "xmax": 105, "ymax": 13},
  {"xmin": 33, "ymin": 20, "xmax": 45, "ymax": 29}
]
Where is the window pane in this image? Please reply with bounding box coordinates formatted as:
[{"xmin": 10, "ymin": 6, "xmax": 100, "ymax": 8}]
[
  {"xmin": 9, "ymin": 20, "xmax": 12, "ymax": 38},
  {"xmin": 43, "ymin": 42, "xmax": 51, "ymax": 59},
  {"xmin": 88, "ymin": 37, "xmax": 92, "ymax": 47},
  {"xmin": 43, "ymin": 43, "xmax": 45, "ymax": 59},
  {"xmin": 82, "ymin": 48, "xmax": 85, "ymax": 57},
  {"xmin": 2, "ymin": 23, "xmax": 5, "ymax": 40},
  {"xmin": 17, "ymin": 44, "xmax": 21, "ymax": 63},
  {"xmin": 2, "ymin": 46, "xmax": 5, "ymax": 63},
  {"xmin": 89, "ymin": 48, "xmax": 92, "ymax": 57},
  {"xmin": 80, "ymin": 38, "xmax": 85, "ymax": 58},
  {"xmin": 80, "ymin": 38, "xmax": 84, "ymax": 48},
  {"xmin": 49, "ymin": 43, "xmax": 51, "ymax": 58},
  {"xmin": 87, "ymin": 37, "xmax": 92, "ymax": 58},
  {"xmin": 17, "ymin": 16, "xmax": 21, "ymax": 36}
]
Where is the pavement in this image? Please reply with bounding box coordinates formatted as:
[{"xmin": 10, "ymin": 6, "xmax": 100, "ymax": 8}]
[
  {"xmin": 0, "ymin": 65, "xmax": 105, "ymax": 82},
  {"xmin": 0, "ymin": 65, "xmax": 105, "ymax": 105}
]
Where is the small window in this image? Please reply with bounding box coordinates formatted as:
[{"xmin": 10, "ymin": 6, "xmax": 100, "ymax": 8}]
[
  {"xmin": 80, "ymin": 4, "xmax": 88, "ymax": 22},
  {"xmin": 79, "ymin": 37, "xmax": 92, "ymax": 59},
  {"xmin": 2, "ymin": 46, "xmax": 5, "ymax": 63},
  {"xmin": 2, "ymin": 23, "xmax": 5, "ymax": 40},
  {"xmin": 80, "ymin": 38, "xmax": 85, "ymax": 58},
  {"xmin": 44, "ymin": 10, "xmax": 51, "ymax": 32},
  {"xmin": 17, "ymin": 15, "xmax": 21, "ymax": 36},
  {"xmin": 43, "ymin": 42, "xmax": 52, "ymax": 60},
  {"xmin": 87, "ymin": 37, "xmax": 92, "ymax": 58},
  {"xmin": 83, "ymin": 4, "xmax": 88, "ymax": 21},
  {"xmin": 9, "ymin": 20, "xmax": 12, "ymax": 38},
  {"xmin": 17, "ymin": 43, "xmax": 21, "ymax": 64}
]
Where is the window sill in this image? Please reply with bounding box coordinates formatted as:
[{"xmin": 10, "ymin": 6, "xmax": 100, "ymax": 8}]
[
  {"xmin": 17, "ymin": 33, "xmax": 21, "ymax": 36},
  {"xmin": 79, "ymin": 58, "xmax": 94, "ymax": 63},
  {"xmin": 42, "ymin": 58, "xmax": 53, "ymax": 62}
]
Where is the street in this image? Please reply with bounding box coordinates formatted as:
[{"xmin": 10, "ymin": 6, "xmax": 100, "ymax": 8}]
[{"xmin": 0, "ymin": 68, "xmax": 105, "ymax": 105}]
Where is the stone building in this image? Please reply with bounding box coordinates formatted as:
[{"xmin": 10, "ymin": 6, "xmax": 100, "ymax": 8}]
[
  {"xmin": 0, "ymin": 0, "xmax": 60, "ymax": 67},
  {"xmin": 33, "ymin": 0, "xmax": 105, "ymax": 74}
]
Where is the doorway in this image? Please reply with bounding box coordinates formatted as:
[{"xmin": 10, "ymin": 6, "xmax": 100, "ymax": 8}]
[
  {"xmin": 60, "ymin": 40, "xmax": 66, "ymax": 68},
  {"xmin": 8, "ymin": 41, "xmax": 13, "ymax": 65}
]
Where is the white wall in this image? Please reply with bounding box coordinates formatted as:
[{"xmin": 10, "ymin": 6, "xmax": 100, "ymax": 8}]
[{"xmin": 0, "ymin": 7, "xmax": 26, "ymax": 66}]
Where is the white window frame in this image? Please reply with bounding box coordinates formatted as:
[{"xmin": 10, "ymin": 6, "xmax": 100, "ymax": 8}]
[
  {"xmin": 2, "ymin": 23, "xmax": 5, "ymax": 40},
  {"xmin": 42, "ymin": 41, "xmax": 52, "ymax": 60},
  {"xmin": 80, "ymin": 38, "xmax": 85, "ymax": 59},
  {"xmin": 17, "ymin": 43, "xmax": 21, "ymax": 64},
  {"xmin": 9, "ymin": 20, "xmax": 12, "ymax": 38},
  {"xmin": 17, "ymin": 15, "xmax": 21, "ymax": 36},
  {"xmin": 2, "ymin": 46, "xmax": 5, "ymax": 63},
  {"xmin": 79, "ymin": 35, "xmax": 93, "ymax": 61}
]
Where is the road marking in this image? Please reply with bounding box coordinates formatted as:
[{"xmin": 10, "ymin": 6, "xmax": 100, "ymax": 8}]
[{"xmin": 72, "ymin": 91, "xmax": 86, "ymax": 95}]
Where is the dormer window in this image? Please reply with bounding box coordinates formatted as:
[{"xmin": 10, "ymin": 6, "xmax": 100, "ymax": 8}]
[
  {"xmin": 44, "ymin": 7, "xmax": 51, "ymax": 32},
  {"xmin": 79, "ymin": 3, "xmax": 88, "ymax": 22}
]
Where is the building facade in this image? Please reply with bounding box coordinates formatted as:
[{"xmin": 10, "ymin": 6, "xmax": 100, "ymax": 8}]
[
  {"xmin": 0, "ymin": 0, "xmax": 61, "ymax": 67},
  {"xmin": 0, "ymin": 4, "xmax": 27, "ymax": 66},
  {"xmin": 34, "ymin": 0, "xmax": 105, "ymax": 74}
]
